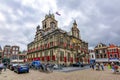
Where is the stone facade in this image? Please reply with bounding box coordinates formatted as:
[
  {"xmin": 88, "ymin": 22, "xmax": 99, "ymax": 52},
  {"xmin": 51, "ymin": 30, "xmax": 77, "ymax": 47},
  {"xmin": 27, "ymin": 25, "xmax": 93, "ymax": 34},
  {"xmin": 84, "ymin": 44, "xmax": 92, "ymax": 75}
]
[{"xmin": 27, "ymin": 13, "xmax": 88, "ymax": 65}]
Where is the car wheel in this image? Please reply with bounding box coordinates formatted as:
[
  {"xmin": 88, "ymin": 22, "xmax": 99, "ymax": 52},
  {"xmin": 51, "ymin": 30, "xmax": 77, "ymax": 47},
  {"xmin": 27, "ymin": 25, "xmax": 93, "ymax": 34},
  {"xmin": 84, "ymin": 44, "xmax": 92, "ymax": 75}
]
[
  {"xmin": 27, "ymin": 70, "xmax": 29, "ymax": 73},
  {"xmin": 17, "ymin": 71, "xmax": 19, "ymax": 74}
]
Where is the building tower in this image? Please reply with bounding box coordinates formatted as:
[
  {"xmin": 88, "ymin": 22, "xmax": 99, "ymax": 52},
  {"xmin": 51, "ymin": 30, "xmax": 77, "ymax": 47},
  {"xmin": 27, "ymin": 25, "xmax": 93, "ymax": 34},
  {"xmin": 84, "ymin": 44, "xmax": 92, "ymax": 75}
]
[
  {"xmin": 71, "ymin": 20, "xmax": 80, "ymax": 39},
  {"xmin": 42, "ymin": 13, "xmax": 58, "ymax": 31}
]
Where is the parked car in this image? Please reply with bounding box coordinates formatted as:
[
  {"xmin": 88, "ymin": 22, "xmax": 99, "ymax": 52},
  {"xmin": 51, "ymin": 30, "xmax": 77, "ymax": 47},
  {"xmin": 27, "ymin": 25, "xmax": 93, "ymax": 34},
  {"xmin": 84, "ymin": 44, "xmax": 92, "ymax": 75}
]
[
  {"xmin": 53, "ymin": 64, "xmax": 62, "ymax": 70},
  {"xmin": 10, "ymin": 63, "xmax": 18, "ymax": 71},
  {"xmin": 30, "ymin": 60, "xmax": 41, "ymax": 69},
  {"xmin": 72, "ymin": 62, "xmax": 84, "ymax": 67},
  {"xmin": 14, "ymin": 64, "xmax": 29, "ymax": 74},
  {"xmin": 7, "ymin": 63, "xmax": 12, "ymax": 69}
]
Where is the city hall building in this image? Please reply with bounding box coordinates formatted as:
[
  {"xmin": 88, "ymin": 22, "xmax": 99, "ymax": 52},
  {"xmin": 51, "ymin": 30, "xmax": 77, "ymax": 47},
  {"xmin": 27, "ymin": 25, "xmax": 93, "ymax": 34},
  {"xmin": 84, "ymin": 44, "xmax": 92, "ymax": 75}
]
[{"xmin": 27, "ymin": 13, "xmax": 88, "ymax": 65}]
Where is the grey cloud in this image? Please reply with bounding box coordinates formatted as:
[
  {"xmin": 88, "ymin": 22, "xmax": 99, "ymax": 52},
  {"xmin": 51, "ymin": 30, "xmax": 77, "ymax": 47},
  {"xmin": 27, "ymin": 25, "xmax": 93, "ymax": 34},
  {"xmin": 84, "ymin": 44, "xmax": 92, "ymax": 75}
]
[
  {"xmin": 0, "ymin": 0, "xmax": 120, "ymax": 51},
  {"xmin": 56, "ymin": 0, "xmax": 120, "ymax": 48}
]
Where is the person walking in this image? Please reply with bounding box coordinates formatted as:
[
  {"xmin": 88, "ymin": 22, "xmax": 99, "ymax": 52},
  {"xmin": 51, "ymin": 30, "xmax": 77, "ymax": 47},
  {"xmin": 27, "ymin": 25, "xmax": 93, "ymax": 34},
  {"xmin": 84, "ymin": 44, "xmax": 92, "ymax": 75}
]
[
  {"xmin": 113, "ymin": 63, "xmax": 119, "ymax": 74},
  {"xmin": 0, "ymin": 61, "xmax": 4, "ymax": 74},
  {"xmin": 3, "ymin": 62, "xmax": 7, "ymax": 71},
  {"xmin": 100, "ymin": 62, "xmax": 104, "ymax": 71},
  {"xmin": 96, "ymin": 63, "xmax": 100, "ymax": 71},
  {"xmin": 111, "ymin": 62, "xmax": 115, "ymax": 72},
  {"xmin": 91, "ymin": 63, "xmax": 95, "ymax": 70}
]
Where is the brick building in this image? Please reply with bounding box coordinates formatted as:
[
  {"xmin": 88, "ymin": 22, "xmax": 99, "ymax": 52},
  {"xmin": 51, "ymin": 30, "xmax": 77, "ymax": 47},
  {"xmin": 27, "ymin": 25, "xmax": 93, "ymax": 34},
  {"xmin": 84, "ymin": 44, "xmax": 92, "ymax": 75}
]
[
  {"xmin": 107, "ymin": 44, "xmax": 119, "ymax": 62},
  {"xmin": 95, "ymin": 43, "xmax": 120, "ymax": 62},
  {"xmin": 3, "ymin": 45, "xmax": 11, "ymax": 59},
  {"xmin": 10, "ymin": 46, "xmax": 20, "ymax": 62}
]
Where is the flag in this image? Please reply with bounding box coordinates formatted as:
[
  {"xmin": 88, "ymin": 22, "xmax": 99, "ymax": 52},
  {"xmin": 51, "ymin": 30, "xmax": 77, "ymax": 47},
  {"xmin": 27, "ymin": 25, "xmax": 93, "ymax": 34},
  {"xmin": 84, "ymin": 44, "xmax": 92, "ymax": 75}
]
[{"xmin": 56, "ymin": 12, "xmax": 61, "ymax": 16}]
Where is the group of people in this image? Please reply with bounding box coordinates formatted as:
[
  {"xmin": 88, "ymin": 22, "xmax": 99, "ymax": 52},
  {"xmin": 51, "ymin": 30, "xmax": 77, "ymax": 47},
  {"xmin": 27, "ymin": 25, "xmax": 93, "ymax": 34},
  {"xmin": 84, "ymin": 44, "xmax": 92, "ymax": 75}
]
[
  {"xmin": 90, "ymin": 62, "xmax": 104, "ymax": 71},
  {"xmin": 107, "ymin": 62, "xmax": 119, "ymax": 73},
  {"xmin": 90, "ymin": 62, "xmax": 120, "ymax": 74}
]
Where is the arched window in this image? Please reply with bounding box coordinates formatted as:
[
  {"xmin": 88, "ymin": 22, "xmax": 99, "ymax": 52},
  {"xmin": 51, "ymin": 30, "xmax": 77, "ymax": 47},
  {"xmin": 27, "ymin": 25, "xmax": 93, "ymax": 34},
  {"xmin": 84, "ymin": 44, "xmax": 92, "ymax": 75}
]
[
  {"xmin": 50, "ymin": 22, "xmax": 55, "ymax": 28},
  {"xmin": 44, "ymin": 22, "xmax": 46, "ymax": 29}
]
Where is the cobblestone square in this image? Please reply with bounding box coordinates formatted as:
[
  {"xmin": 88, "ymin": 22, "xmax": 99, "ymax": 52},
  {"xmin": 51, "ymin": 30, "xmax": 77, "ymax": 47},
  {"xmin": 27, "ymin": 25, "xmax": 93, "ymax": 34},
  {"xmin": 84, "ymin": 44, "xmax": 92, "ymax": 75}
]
[{"xmin": 0, "ymin": 67, "xmax": 120, "ymax": 80}]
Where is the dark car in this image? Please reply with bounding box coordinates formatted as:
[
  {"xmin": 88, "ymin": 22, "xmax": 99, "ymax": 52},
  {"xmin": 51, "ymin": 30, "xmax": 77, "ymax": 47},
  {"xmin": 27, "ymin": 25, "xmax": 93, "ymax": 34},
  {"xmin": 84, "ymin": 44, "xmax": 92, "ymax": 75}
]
[
  {"xmin": 10, "ymin": 63, "xmax": 18, "ymax": 71},
  {"xmin": 7, "ymin": 63, "xmax": 12, "ymax": 69},
  {"xmin": 14, "ymin": 64, "xmax": 29, "ymax": 74},
  {"xmin": 53, "ymin": 64, "xmax": 62, "ymax": 70},
  {"xmin": 72, "ymin": 62, "xmax": 84, "ymax": 67}
]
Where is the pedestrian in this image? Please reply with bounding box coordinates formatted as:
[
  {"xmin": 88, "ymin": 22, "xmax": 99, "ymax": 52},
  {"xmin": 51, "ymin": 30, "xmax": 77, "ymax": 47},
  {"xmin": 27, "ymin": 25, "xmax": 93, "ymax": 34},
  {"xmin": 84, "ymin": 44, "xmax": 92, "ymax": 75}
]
[
  {"xmin": 100, "ymin": 62, "xmax": 104, "ymax": 71},
  {"xmin": 0, "ymin": 61, "xmax": 4, "ymax": 74},
  {"xmin": 113, "ymin": 63, "xmax": 119, "ymax": 74},
  {"xmin": 90, "ymin": 63, "xmax": 92, "ymax": 68},
  {"xmin": 3, "ymin": 62, "xmax": 7, "ymax": 71},
  {"xmin": 96, "ymin": 63, "xmax": 100, "ymax": 71},
  {"xmin": 107, "ymin": 63, "xmax": 112, "ymax": 69},
  {"xmin": 111, "ymin": 62, "xmax": 115, "ymax": 72},
  {"xmin": 91, "ymin": 63, "xmax": 94, "ymax": 70}
]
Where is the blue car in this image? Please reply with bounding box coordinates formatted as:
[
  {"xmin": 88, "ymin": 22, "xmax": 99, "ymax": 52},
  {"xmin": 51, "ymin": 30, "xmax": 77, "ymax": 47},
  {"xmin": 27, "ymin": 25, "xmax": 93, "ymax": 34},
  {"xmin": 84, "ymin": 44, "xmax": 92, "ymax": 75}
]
[
  {"xmin": 14, "ymin": 64, "xmax": 29, "ymax": 74},
  {"xmin": 31, "ymin": 60, "xmax": 41, "ymax": 69}
]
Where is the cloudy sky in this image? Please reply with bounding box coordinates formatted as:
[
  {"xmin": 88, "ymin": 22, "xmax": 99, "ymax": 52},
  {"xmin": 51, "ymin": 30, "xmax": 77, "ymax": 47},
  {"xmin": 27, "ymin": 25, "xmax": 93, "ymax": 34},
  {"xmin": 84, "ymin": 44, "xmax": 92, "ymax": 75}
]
[{"xmin": 0, "ymin": 0, "xmax": 120, "ymax": 51}]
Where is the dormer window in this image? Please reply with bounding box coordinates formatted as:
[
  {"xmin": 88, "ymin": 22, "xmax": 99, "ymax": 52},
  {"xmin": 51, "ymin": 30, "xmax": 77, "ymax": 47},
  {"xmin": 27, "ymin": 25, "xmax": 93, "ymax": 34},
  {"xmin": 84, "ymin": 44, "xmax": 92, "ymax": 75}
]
[{"xmin": 99, "ymin": 44, "xmax": 102, "ymax": 47}]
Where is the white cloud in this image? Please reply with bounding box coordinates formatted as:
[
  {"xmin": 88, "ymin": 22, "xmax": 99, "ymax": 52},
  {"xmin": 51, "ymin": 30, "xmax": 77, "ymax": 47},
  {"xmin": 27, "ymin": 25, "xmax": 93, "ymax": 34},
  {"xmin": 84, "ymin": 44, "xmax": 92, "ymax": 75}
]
[
  {"xmin": 0, "ymin": 12, "xmax": 6, "ymax": 22},
  {"xmin": 20, "ymin": 0, "xmax": 57, "ymax": 13},
  {"xmin": 98, "ymin": 24, "xmax": 110, "ymax": 29},
  {"xmin": 17, "ymin": 10, "xmax": 24, "ymax": 17}
]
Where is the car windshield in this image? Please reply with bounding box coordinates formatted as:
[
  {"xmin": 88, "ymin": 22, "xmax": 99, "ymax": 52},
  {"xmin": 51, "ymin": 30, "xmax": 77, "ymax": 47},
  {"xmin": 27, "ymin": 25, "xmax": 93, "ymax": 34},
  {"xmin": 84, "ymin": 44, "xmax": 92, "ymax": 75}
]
[
  {"xmin": 77, "ymin": 62, "xmax": 81, "ymax": 64},
  {"xmin": 32, "ymin": 61, "xmax": 40, "ymax": 64},
  {"xmin": 18, "ymin": 64, "xmax": 27, "ymax": 67},
  {"xmin": 13, "ymin": 64, "xmax": 18, "ymax": 66}
]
